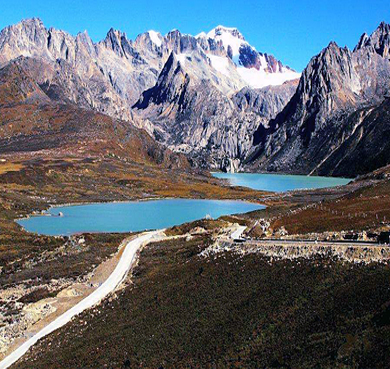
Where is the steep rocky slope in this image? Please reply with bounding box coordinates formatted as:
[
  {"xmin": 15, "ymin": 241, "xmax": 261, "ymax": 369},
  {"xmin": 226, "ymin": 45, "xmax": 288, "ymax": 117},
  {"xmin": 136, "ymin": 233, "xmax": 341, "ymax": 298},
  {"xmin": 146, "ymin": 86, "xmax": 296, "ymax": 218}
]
[
  {"xmin": 0, "ymin": 19, "xmax": 297, "ymax": 126},
  {"xmin": 314, "ymin": 98, "xmax": 390, "ymax": 177},
  {"xmin": 0, "ymin": 57, "xmax": 186, "ymax": 169},
  {"xmin": 134, "ymin": 52, "xmax": 298, "ymax": 169},
  {"xmin": 3, "ymin": 18, "xmax": 390, "ymax": 177},
  {"xmin": 247, "ymin": 22, "xmax": 390, "ymax": 176},
  {"xmin": 0, "ymin": 18, "xmax": 300, "ymax": 170},
  {"xmin": 0, "ymin": 19, "xmax": 166, "ymax": 134}
]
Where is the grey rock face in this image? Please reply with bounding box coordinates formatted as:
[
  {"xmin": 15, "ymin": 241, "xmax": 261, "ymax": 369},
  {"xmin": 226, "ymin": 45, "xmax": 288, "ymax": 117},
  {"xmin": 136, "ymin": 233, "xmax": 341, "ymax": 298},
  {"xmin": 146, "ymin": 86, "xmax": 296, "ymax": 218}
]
[
  {"xmin": 248, "ymin": 22, "xmax": 390, "ymax": 176},
  {"xmin": 233, "ymin": 81, "xmax": 299, "ymax": 119},
  {"xmin": 0, "ymin": 18, "xmax": 298, "ymax": 167},
  {"xmin": 0, "ymin": 18, "xmax": 166, "ymax": 134},
  {"xmin": 314, "ymin": 98, "xmax": 390, "ymax": 177},
  {"xmin": 2, "ymin": 18, "xmax": 390, "ymax": 177},
  {"xmin": 354, "ymin": 21, "xmax": 390, "ymax": 58},
  {"xmin": 133, "ymin": 53, "xmax": 298, "ymax": 170}
]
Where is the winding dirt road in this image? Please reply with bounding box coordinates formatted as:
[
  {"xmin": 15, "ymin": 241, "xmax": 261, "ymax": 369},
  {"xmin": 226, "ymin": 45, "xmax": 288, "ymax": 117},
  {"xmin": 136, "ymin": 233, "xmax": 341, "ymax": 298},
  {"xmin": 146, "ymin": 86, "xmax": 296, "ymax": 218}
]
[{"xmin": 0, "ymin": 230, "xmax": 163, "ymax": 369}]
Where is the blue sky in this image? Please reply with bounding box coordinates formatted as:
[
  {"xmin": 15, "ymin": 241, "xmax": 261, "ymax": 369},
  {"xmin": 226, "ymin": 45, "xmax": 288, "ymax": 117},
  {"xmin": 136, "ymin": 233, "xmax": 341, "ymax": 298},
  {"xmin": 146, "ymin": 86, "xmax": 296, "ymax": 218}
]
[{"xmin": 0, "ymin": 0, "xmax": 389, "ymax": 71}]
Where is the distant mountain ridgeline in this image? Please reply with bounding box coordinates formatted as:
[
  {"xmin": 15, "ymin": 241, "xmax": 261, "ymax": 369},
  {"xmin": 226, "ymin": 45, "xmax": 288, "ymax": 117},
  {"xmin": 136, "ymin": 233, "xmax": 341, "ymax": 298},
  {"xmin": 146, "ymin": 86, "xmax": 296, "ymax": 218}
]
[
  {"xmin": 0, "ymin": 18, "xmax": 299, "ymax": 171},
  {"xmin": 246, "ymin": 22, "xmax": 390, "ymax": 177},
  {"xmin": 0, "ymin": 19, "xmax": 390, "ymax": 177}
]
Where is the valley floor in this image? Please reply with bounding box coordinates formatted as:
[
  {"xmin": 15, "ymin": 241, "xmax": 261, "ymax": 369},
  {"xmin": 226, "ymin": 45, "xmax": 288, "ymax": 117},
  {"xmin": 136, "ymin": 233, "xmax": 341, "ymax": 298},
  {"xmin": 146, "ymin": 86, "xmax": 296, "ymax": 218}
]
[
  {"xmin": 0, "ymin": 154, "xmax": 390, "ymax": 368},
  {"xmin": 11, "ymin": 229, "xmax": 390, "ymax": 369}
]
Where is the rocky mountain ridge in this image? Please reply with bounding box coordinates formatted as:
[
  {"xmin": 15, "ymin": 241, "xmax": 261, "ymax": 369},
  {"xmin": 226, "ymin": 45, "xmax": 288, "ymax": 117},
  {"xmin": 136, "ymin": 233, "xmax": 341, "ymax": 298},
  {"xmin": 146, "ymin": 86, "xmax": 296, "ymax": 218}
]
[
  {"xmin": 247, "ymin": 22, "xmax": 390, "ymax": 176},
  {"xmin": 0, "ymin": 18, "xmax": 299, "ymax": 167},
  {"xmin": 133, "ymin": 51, "xmax": 298, "ymax": 169},
  {"xmin": 0, "ymin": 18, "xmax": 299, "ymax": 171},
  {"xmin": 0, "ymin": 19, "xmax": 298, "ymax": 104},
  {"xmin": 0, "ymin": 55, "xmax": 187, "ymax": 169},
  {"xmin": 1, "ymin": 19, "xmax": 390, "ymax": 177}
]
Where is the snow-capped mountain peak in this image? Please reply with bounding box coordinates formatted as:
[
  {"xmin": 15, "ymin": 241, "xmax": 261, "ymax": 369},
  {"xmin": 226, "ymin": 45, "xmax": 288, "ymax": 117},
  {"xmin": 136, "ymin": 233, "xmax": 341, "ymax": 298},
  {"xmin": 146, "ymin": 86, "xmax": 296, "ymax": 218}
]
[
  {"xmin": 206, "ymin": 25, "xmax": 248, "ymax": 57},
  {"xmin": 195, "ymin": 31, "xmax": 207, "ymax": 38},
  {"xmin": 199, "ymin": 25, "xmax": 300, "ymax": 88},
  {"xmin": 207, "ymin": 25, "xmax": 246, "ymax": 41}
]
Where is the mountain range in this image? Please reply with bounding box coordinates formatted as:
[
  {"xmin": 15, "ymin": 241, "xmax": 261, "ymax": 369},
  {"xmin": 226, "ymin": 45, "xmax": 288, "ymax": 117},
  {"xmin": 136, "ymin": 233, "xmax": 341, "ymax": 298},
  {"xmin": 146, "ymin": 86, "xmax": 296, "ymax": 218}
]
[
  {"xmin": 0, "ymin": 18, "xmax": 389, "ymax": 177},
  {"xmin": 248, "ymin": 22, "xmax": 390, "ymax": 176}
]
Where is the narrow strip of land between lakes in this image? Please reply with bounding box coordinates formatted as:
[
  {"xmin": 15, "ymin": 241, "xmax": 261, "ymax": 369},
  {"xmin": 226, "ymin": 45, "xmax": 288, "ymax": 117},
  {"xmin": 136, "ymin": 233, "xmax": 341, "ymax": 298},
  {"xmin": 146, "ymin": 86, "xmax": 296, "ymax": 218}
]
[{"xmin": 0, "ymin": 230, "xmax": 164, "ymax": 369}]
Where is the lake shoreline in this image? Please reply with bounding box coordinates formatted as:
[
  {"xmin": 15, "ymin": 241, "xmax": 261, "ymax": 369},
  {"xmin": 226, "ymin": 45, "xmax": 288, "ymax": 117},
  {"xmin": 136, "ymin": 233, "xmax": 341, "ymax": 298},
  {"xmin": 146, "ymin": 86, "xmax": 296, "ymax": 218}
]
[
  {"xmin": 212, "ymin": 172, "xmax": 353, "ymax": 192},
  {"xmin": 16, "ymin": 199, "xmax": 265, "ymax": 237},
  {"xmin": 210, "ymin": 170, "xmax": 354, "ymax": 180}
]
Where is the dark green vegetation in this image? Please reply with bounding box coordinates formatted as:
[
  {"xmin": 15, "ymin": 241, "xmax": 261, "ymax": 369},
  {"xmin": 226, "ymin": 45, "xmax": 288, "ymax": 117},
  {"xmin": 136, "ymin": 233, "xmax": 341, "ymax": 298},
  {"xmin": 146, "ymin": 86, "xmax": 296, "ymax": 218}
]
[
  {"xmin": 14, "ymin": 235, "xmax": 390, "ymax": 369},
  {"xmin": 17, "ymin": 287, "xmax": 59, "ymax": 304}
]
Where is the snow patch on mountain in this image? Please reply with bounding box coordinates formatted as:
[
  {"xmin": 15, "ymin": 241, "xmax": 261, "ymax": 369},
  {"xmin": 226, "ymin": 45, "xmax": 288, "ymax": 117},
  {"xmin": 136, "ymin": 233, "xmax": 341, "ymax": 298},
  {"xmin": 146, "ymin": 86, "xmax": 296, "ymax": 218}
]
[
  {"xmin": 208, "ymin": 55, "xmax": 230, "ymax": 76},
  {"xmin": 237, "ymin": 66, "xmax": 300, "ymax": 88},
  {"xmin": 176, "ymin": 53, "xmax": 192, "ymax": 65},
  {"xmin": 148, "ymin": 30, "xmax": 162, "ymax": 47},
  {"xmin": 195, "ymin": 31, "xmax": 207, "ymax": 38}
]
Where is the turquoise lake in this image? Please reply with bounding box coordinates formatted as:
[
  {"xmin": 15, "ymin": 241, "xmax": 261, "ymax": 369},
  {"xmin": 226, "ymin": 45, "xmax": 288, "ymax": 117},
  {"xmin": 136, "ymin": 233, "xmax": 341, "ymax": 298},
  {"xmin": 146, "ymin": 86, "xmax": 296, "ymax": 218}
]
[
  {"xmin": 17, "ymin": 199, "xmax": 264, "ymax": 236},
  {"xmin": 212, "ymin": 173, "xmax": 351, "ymax": 192},
  {"xmin": 17, "ymin": 174, "xmax": 352, "ymax": 236}
]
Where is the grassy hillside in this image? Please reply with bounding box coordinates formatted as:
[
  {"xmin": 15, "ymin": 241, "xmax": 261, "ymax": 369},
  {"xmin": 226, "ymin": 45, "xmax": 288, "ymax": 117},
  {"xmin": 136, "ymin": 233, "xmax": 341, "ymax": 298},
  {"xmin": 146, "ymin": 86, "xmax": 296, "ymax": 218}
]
[{"xmin": 13, "ymin": 233, "xmax": 390, "ymax": 368}]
